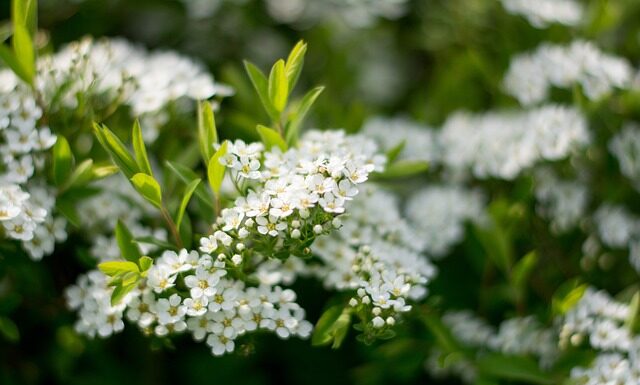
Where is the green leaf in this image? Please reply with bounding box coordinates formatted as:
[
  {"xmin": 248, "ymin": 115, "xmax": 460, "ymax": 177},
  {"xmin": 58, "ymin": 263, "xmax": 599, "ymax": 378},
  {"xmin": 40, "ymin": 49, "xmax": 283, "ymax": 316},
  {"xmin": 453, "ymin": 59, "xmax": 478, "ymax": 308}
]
[
  {"xmin": 93, "ymin": 123, "xmax": 139, "ymax": 179},
  {"xmin": 12, "ymin": 0, "xmax": 37, "ymax": 37},
  {"xmin": 373, "ymin": 160, "xmax": 429, "ymax": 179},
  {"xmin": 52, "ymin": 136, "xmax": 73, "ymax": 186},
  {"xmin": 312, "ymin": 304, "xmax": 346, "ymax": 346},
  {"xmin": 12, "ymin": 23, "xmax": 34, "ymax": 84},
  {"xmin": 176, "ymin": 178, "xmax": 201, "ymax": 230},
  {"xmin": 98, "ymin": 261, "xmax": 140, "ymax": 277},
  {"xmin": 207, "ymin": 141, "xmax": 228, "ymax": 195},
  {"xmin": 111, "ymin": 281, "xmax": 138, "ymax": 306},
  {"xmin": 138, "ymin": 256, "xmax": 153, "ymax": 272},
  {"xmin": 244, "ymin": 60, "xmax": 279, "ymax": 121},
  {"xmin": 331, "ymin": 308, "xmax": 352, "ymax": 349},
  {"xmin": 130, "ymin": 173, "xmax": 163, "ymax": 209},
  {"xmin": 0, "ymin": 316, "xmax": 19, "ymax": 343},
  {"xmin": 552, "ymin": 281, "xmax": 588, "ymax": 316},
  {"xmin": 197, "ymin": 101, "xmax": 218, "ymax": 163},
  {"xmin": 477, "ymin": 354, "xmax": 555, "ymax": 384},
  {"xmin": 115, "ymin": 220, "xmax": 142, "ymax": 263},
  {"xmin": 285, "ymin": 86, "xmax": 324, "ymax": 146},
  {"xmin": 268, "ymin": 59, "xmax": 288, "ymax": 113},
  {"xmin": 91, "ymin": 164, "xmax": 119, "ymax": 180},
  {"xmin": 512, "ymin": 250, "xmax": 538, "ymax": 290},
  {"xmin": 0, "ymin": 43, "xmax": 30, "ymax": 83},
  {"xmin": 285, "ymin": 40, "xmax": 307, "ymax": 91},
  {"xmin": 625, "ymin": 292, "xmax": 640, "ymax": 332},
  {"xmin": 257, "ymin": 125, "xmax": 287, "ymax": 152},
  {"xmin": 62, "ymin": 159, "xmax": 94, "ymax": 190},
  {"xmin": 132, "ymin": 119, "xmax": 153, "ymax": 176},
  {"xmin": 386, "ymin": 140, "xmax": 406, "ymax": 164},
  {"xmin": 166, "ymin": 160, "xmax": 214, "ymax": 210}
]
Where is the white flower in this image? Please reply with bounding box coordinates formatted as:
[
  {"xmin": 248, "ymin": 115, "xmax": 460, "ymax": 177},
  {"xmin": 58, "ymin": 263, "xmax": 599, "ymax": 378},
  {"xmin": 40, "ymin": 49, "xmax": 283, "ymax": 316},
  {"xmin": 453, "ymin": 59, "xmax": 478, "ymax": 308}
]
[{"xmin": 185, "ymin": 267, "xmax": 220, "ymax": 299}]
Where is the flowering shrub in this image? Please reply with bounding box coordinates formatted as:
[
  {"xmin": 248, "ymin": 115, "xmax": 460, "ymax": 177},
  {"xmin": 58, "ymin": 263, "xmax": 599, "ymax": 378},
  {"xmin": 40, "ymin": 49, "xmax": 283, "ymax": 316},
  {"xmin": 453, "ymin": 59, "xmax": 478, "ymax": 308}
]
[{"xmin": 3, "ymin": 0, "xmax": 640, "ymax": 384}]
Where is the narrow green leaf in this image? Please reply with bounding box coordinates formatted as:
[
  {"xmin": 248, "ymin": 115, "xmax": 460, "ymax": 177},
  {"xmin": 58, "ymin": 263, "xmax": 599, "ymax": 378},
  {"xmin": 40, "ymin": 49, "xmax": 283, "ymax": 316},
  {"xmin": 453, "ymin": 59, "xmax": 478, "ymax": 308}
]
[
  {"xmin": 132, "ymin": 120, "xmax": 153, "ymax": 176},
  {"xmin": 257, "ymin": 125, "xmax": 287, "ymax": 152},
  {"xmin": 625, "ymin": 292, "xmax": 640, "ymax": 332},
  {"xmin": 512, "ymin": 251, "xmax": 538, "ymax": 290},
  {"xmin": 207, "ymin": 141, "xmax": 228, "ymax": 195},
  {"xmin": 62, "ymin": 159, "xmax": 93, "ymax": 190},
  {"xmin": 0, "ymin": 44, "xmax": 30, "ymax": 83},
  {"xmin": 138, "ymin": 256, "xmax": 153, "ymax": 272},
  {"xmin": 0, "ymin": 316, "xmax": 19, "ymax": 343},
  {"xmin": 386, "ymin": 140, "xmax": 406, "ymax": 164},
  {"xmin": 130, "ymin": 173, "xmax": 163, "ymax": 209},
  {"xmin": 331, "ymin": 308, "xmax": 352, "ymax": 349},
  {"xmin": 285, "ymin": 86, "xmax": 324, "ymax": 146},
  {"xmin": 91, "ymin": 164, "xmax": 119, "ymax": 180},
  {"xmin": 115, "ymin": 220, "xmax": 142, "ymax": 263},
  {"xmin": 268, "ymin": 59, "xmax": 288, "ymax": 113},
  {"xmin": 552, "ymin": 281, "xmax": 588, "ymax": 316},
  {"xmin": 373, "ymin": 160, "xmax": 429, "ymax": 180},
  {"xmin": 93, "ymin": 123, "xmax": 139, "ymax": 179},
  {"xmin": 244, "ymin": 60, "xmax": 279, "ymax": 121},
  {"xmin": 165, "ymin": 160, "xmax": 214, "ymax": 210},
  {"xmin": 111, "ymin": 281, "xmax": 138, "ymax": 306},
  {"xmin": 98, "ymin": 261, "xmax": 140, "ymax": 277},
  {"xmin": 176, "ymin": 178, "xmax": 201, "ymax": 230},
  {"xmin": 197, "ymin": 101, "xmax": 218, "ymax": 163},
  {"xmin": 12, "ymin": 23, "xmax": 34, "ymax": 84},
  {"xmin": 285, "ymin": 40, "xmax": 307, "ymax": 91},
  {"xmin": 312, "ymin": 304, "xmax": 345, "ymax": 346},
  {"xmin": 52, "ymin": 136, "xmax": 73, "ymax": 186}
]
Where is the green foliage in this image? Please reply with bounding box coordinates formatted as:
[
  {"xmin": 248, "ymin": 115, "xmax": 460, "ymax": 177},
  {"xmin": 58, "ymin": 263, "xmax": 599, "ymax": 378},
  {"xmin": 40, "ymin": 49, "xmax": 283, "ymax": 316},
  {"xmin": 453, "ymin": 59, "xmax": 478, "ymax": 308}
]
[
  {"xmin": 256, "ymin": 125, "xmax": 287, "ymax": 151},
  {"xmin": 52, "ymin": 136, "xmax": 73, "ymax": 186},
  {"xmin": 115, "ymin": 220, "xmax": 142, "ymax": 263},
  {"xmin": 132, "ymin": 120, "xmax": 153, "ymax": 176},
  {"xmin": 130, "ymin": 173, "xmax": 163, "ymax": 209},
  {"xmin": 207, "ymin": 141, "xmax": 228, "ymax": 196},
  {"xmin": 197, "ymin": 101, "xmax": 218, "ymax": 163},
  {"xmin": 312, "ymin": 304, "xmax": 352, "ymax": 349}
]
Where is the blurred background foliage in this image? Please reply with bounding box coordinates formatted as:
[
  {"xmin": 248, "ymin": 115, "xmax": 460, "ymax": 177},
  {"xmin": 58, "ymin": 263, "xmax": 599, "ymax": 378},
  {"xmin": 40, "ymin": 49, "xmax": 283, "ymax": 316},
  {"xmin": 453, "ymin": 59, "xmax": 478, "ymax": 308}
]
[{"xmin": 2, "ymin": 0, "xmax": 640, "ymax": 384}]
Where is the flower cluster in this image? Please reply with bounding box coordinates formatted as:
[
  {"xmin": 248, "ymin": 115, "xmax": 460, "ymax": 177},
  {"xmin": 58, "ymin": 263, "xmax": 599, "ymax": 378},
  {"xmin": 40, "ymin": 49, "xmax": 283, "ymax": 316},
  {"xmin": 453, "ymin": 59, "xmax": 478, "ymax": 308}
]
[
  {"xmin": 560, "ymin": 288, "xmax": 635, "ymax": 352},
  {"xmin": 561, "ymin": 288, "xmax": 640, "ymax": 384},
  {"xmin": 313, "ymin": 186, "xmax": 436, "ymax": 340},
  {"xmin": 37, "ymin": 37, "xmax": 231, "ymax": 141},
  {"xmin": 0, "ymin": 69, "xmax": 63, "ymax": 259},
  {"xmin": 535, "ymin": 168, "xmax": 589, "ymax": 234},
  {"xmin": 499, "ymin": 0, "xmax": 584, "ymax": 28},
  {"xmin": 405, "ymin": 185, "xmax": 485, "ymax": 257},
  {"xmin": 439, "ymin": 105, "xmax": 589, "ymax": 179},
  {"xmin": 65, "ymin": 249, "xmax": 313, "ymax": 355},
  {"xmin": 504, "ymin": 41, "xmax": 633, "ymax": 106},
  {"xmin": 610, "ymin": 123, "xmax": 640, "ymax": 192},
  {"xmin": 199, "ymin": 130, "xmax": 384, "ymax": 262}
]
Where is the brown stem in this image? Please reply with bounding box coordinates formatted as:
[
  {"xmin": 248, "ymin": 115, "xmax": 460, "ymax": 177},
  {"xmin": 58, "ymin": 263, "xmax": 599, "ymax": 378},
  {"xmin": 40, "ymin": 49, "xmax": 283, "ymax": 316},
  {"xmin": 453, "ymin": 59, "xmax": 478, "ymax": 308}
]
[{"xmin": 161, "ymin": 207, "xmax": 183, "ymax": 249}]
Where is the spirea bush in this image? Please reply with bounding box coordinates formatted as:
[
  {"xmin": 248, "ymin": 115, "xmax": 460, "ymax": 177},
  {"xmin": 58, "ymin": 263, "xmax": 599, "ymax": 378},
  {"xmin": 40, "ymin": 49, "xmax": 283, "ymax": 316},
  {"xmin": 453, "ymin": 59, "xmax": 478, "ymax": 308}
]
[{"xmin": 3, "ymin": 0, "xmax": 640, "ymax": 384}]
